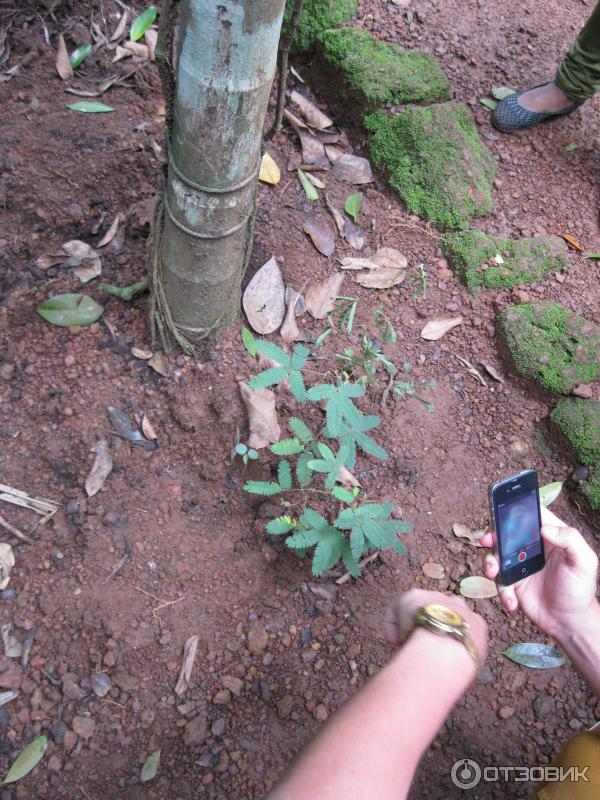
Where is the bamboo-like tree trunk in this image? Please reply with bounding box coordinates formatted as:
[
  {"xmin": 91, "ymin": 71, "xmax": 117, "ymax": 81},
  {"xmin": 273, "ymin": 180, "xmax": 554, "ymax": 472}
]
[{"xmin": 156, "ymin": 0, "xmax": 286, "ymax": 349}]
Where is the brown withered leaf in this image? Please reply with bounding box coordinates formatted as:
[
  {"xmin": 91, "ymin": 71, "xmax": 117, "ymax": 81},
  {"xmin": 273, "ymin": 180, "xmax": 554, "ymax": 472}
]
[
  {"xmin": 332, "ymin": 154, "xmax": 373, "ymax": 184},
  {"xmin": 131, "ymin": 347, "xmax": 153, "ymax": 360},
  {"xmin": 479, "ymin": 362, "xmax": 504, "ymax": 383},
  {"xmin": 290, "ymin": 90, "xmax": 333, "ymax": 129},
  {"xmin": 344, "ymin": 219, "xmax": 365, "ymax": 251},
  {"xmin": 452, "ymin": 523, "xmax": 484, "ymax": 547},
  {"xmin": 85, "ymin": 439, "xmax": 113, "ymax": 498},
  {"xmin": 560, "ymin": 233, "xmax": 583, "ymax": 252},
  {"xmin": 355, "ymin": 248, "xmax": 408, "ymax": 289},
  {"xmin": 280, "ymin": 300, "xmax": 301, "ymax": 342},
  {"xmin": 174, "ymin": 635, "xmax": 199, "ymax": 696},
  {"xmin": 145, "ymin": 28, "xmax": 157, "ymax": 61},
  {"xmin": 296, "ymin": 128, "xmax": 328, "ymax": 167},
  {"xmin": 97, "ymin": 214, "xmax": 120, "ymax": 247},
  {"xmin": 324, "ymin": 145, "xmax": 345, "ymax": 163},
  {"xmin": 141, "ymin": 414, "xmax": 158, "ymax": 441},
  {"xmin": 422, "ymin": 562, "xmax": 445, "ymax": 580},
  {"xmin": 338, "ymin": 466, "xmax": 360, "ymax": 488},
  {"xmin": 420, "ymin": 316, "xmax": 464, "ymax": 340},
  {"xmin": 303, "ymin": 218, "xmax": 335, "ymax": 257},
  {"xmin": 239, "ymin": 381, "xmax": 281, "ymax": 449},
  {"xmin": 305, "ymin": 272, "xmax": 344, "ymax": 319},
  {"xmin": 148, "ymin": 351, "xmax": 169, "ymax": 376},
  {"xmin": 242, "ymin": 256, "xmax": 286, "ymax": 334},
  {"xmin": 324, "ymin": 194, "xmax": 345, "ymax": 237},
  {"xmin": 283, "ymin": 108, "xmax": 307, "ymax": 129},
  {"xmin": 56, "ymin": 34, "xmax": 73, "ymax": 81},
  {"xmin": 110, "ymin": 10, "xmax": 128, "ymax": 41},
  {"xmin": 285, "ymin": 287, "xmax": 306, "ymax": 317}
]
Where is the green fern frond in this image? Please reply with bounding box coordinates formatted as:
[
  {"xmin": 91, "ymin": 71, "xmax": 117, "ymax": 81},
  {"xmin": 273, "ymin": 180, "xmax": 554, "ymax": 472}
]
[
  {"xmin": 289, "ymin": 369, "xmax": 307, "ymax": 402},
  {"xmin": 296, "ymin": 451, "xmax": 313, "ymax": 486},
  {"xmin": 291, "ymin": 344, "xmax": 310, "ymax": 370},
  {"xmin": 271, "ymin": 438, "xmax": 304, "ymax": 456},
  {"xmin": 277, "ymin": 460, "xmax": 292, "ymax": 490},
  {"xmin": 288, "ymin": 417, "xmax": 313, "ymax": 443},
  {"xmin": 249, "ymin": 366, "xmax": 289, "ymax": 390},
  {"xmin": 254, "ymin": 340, "xmax": 291, "ymax": 366},
  {"xmin": 306, "ymin": 384, "xmax": 336, "ymax": 401},
  {"xmin": 243, "ymin": 481, "xmax": 282, "ymax": 496},
  {"xmin": 266, "ymin": 515, "xmax": 296, "ymax": 535}
]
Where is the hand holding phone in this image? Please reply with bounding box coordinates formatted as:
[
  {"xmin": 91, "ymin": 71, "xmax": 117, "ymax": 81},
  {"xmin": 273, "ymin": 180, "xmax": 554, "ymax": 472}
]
[{"xmin": 489, "ymin": 469, "xmax": 545, "ymax": 586}]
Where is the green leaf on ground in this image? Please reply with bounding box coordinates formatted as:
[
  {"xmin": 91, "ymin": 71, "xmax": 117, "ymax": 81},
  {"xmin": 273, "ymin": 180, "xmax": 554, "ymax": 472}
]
[
  {"xmin": 491, "ymin": 86, "xmax": 515, "ymax": 100},
  {"xmin": 344, "ymin": 192, "xmax": 363, "ymax": 222},
  {"xmin": 564, "ymin": 143, "xmax": 578, "ymax": 152},
  {"xmin": 67, "ymin": 101, "xmax": 115, "ymax": 113},
  {"xmin": 140, "ymin": 749, "xmax": 161, "ymax": 782},
  {"xmin": 69, "ymin": 43, "xmax": 92, "ymax": 69},
  {"xmin": 459, "ymin": 575, "xmax": 497, "ymax": 599},
  {"xmin": 3, "ymin": 736, "xmax": 48, "ymax": 784},
  {"xmin": 37, "ymin": 293, "xmax": 104, "ymax": 327},
  {"xmin": 243, "ymin": 481, "xmax": 281, "ymax": 496},
  {"xmin": 241, "ymin": 326, "xmax": 257, "ymax": 357},
  {"xmin": 539, "ymin": 481, "xmax": 563, "ymax": 507},
  {"xmin": 502, "ymin": 643, "xmax": 566, "ymax": 669},
  {"xmin": 479, "ymin": 98, "xmax": 497, "ymax": 110},
  {"xmin": 130, "ymin": 5, "xmax": 157, "ymax": 41},
  {"xmin": 100, "ymin": 281, "xmax": 147, "ymax": 301},
  {"xmin": 297, "ymin": 169, "xmax": 319, "ymax": 201},
  {"xmin": 585, "ymin": 253, "xmax": 600, "ymax": 260}
]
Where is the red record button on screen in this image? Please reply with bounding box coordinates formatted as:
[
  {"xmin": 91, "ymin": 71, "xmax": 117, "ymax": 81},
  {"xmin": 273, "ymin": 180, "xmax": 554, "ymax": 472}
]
[{"xmin": 517, "ymin": 551, "xmax": 527, "ymax": 563}]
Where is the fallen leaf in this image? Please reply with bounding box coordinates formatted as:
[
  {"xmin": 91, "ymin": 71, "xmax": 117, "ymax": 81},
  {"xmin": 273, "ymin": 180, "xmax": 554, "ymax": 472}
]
[
  {"xmin": 85, "ymin": 439, "xmax": 113, "ymax": 498},
  {"xmin": 148, "ymin": 351, "xmax": 169, "ymax": 377},
  {"xmin": 502, "ymin": 643, "xmax": 565, "ymax": 669},
  {"xmin": 479, "ymin": 362, "xmax": 504, "ymax": 383},
  {"xmin": 110, "ymin": 10, "xmax": 128, "ymax": 41},
  {"xmin": 316, "ymin": 130, "xmax": 340, "ymax": 145},
  {"xmin": 420, "ymin": 316, "xmax": 463, "ymax": 340},
  {"xmin": 0, "ymin": 691, "xmax": 19, "ymax": 708},
  {"xmin": 97, "ymin": 214, "xmax": 120, "ymax": 247},
  {"xmin": 239, "ymin": 381, "xmax": 281, "ymax": 449},
  {"xmin": 452, "ymin": 523, "xmax": 484, "ymax": 547},
  {"xmin": 242, "ymin": 256, "xmax": 286, "ymax": 334},
  {"xmin": 283, "ymin": 108, "xmax": 307, "ymax": 129},
  {"xmin": 305, "ymin": 172, "xmax": 326, "ymax": 189},
  {"xmin": 338, "ymin": 466, "xmax": 360, "ymax": 488},
  {"xmin": 343, "ymin": 220, "xmax": 365, "ymax": 251},
  {"xmin": 491, "ymin": 86, "xmax": 515, "ymax": 100},
  {"xmin": 62, "ymin": 240, "xmax": 97, "ymax": 261},
  {"xmin": 67, "ymin": 101, "xmax": 116, "ymax": 113},
  {"xmin": 459, "ymin": 576, "xmax": 498, "ymax": 599},
  {"xmin": 585, "ymin": 253, "xmax": 600, "ymax": 260},
  {"xmin": 3, "ymin": 736, "xmax": 47, "ymax": 784},
  {"xmin": 285, "ymin": 287, "xmax": 306, "ymax": 316},
  {"xmin": 355, "ymin": 247, "xmax": 408, "ymax": 289},
  {"xmin": 35, "ymin": 254, "xmax": 64, "ymax": 271},
  {"xmin": 303, "ymin": 219, "xmax": 335, "ymax": 256},
  {"xmin": 131, "ymin": 347, "xmax": 153, "ymax": 360},
  {"xmin": 455, "ymin": 354, "xmax": 486, "ymax": 386},
  {"xmin": 1, "ymin": 624, "xmax": 22, "ymax": 659},
  {"xmin": 324, "ymin": 145, "xmax": 345, "ymax": 162},
  {"xmin": 107, "ymin": 406, "xmax": 146, "ymax": 445},
  {"xmin": 101, "ymin": 281, "xmax": 147, "ymax": 301},
  {"xmin": 69, "ymin": 43, "xmax": 92, "ymax": 70},
  {"xmin": 560, "ymin": 233, "xmax": 583, "ymax": 252},
  {"xmin": 296, "ymin": 128, "xmax": 328, "ymax": 166},
  {"xmin": 112, "ymin": 45, "xmax": 132, "ymax": 63},
  {"xmin": 145, "ymin": 28, "xmax": 158, "ymax": 60},
  {"xmin": 280, "ymin": 300, "xmax": 300, "ymax": 342},
  {"xmin": 344, "ymin": 192, "xmax": 363, "ymax": 221},
  {"xmin": 332, "ymin": 154, "xmax": 373, "ymax": 184},
  {"xmin": 509, "ymin": 439, "xmax": 529, "ymax": 459},
  {"xmin": 36, "ymin": 294, "xmax": 104, "ymax": 327},
  {"xmin": 55, "ymin": 34, "xmax": 73, "ymax": 81},
  {"xmin": 422, "ymin": 562, "xmax": 445, "ymax": 579},
  {"xmin": 174, "ymin": 634, "xmax": 199, "ymax": 696},
  {"xmin": 324, "ymin": 195, "xmax": 346, "ymax": 237},
  {"xmin": 131, "ymin": 5, "xmax": 157, "ymax": 41},
  {"xmin": 290, "ymin": 90, "xmax": 333, "ymax": 129},
  {"xmin": 479, "ymin": 98, "xmax": 497, "ymax": 110},
  {"xmin": 564, "ymin": 143, "xmax": 578, "ymax": 152},
  {"xmin": 339, "ymin": 256, "xmax": 378, "ymax": 270},
  {"xmin": 259, "ymin": 152, "xmax": 281, "ymax": 185},
  {"xmin": 141, "ymin": 414, "xmax": 158, "ymax": 441},
  {"xmin": 124, "ymin": 41, "xmax": 150, "ymax": 59},
  {"xmin": 141, "ymin": 749, "xmax": 161, "ymax": 783},
  {"xmin": 539, "ymin": 481, "xmax": 563, "ymax": 507},
  {"xmin": 290, "ymin": 65, "xmax": 305, "ymax": 83},
  {"xmin": 73, "ymin": 258, "xmax": 102, "ymax": 283},
  {"xmin": 493, "ymin": 253, "xmax": 505, "ymax": 265},
  {"xmin": 305, "ymin": 273, "xmax": 344, "ymax": 319},
  {"xmin": 298, "ymin": 169, "xmax": 319, "ymax": 201}
]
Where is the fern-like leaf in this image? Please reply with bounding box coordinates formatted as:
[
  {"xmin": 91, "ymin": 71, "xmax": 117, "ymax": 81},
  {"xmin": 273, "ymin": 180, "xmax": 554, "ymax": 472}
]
[
  {"xmin": 289, "ymin": 369, "xmax": 307, "ymax": 402},
  {"xmin": 249, "ymin": 366, "xmax": 289, "ymax": 390},
  {"xmin": 291, "ymin": 344, "xmax": 310, "ymax": 370},
  {"xmin": 332, "ymin": 486, "xmax": 355, "ymax": 504},
  {"xmin": 312, "ymin": 532, "xmax": 345, "ymax": 576},
  {"xmin": 277, "ymin": 460, "xmax": 292, "ymax": 490},
  {"xmin": 350, "ymin": 527, "xmax": 365, "ymax": 560},
  {"xmin": 342, "ymin": 544, "xmax": 361, "ymax": 577},
  {"xmin": 288, "ymin": 417, "xmax": 313, "ymax": 443},
  {"xmin": 306, "ymin": 384, "xmax": 336, "ymax": 401},
  {"xmin": 286, "ymin": 529, "xmax": 320, "ymax": 549},
  {"xmin": 296, "ymin": 451, "xmax": 313, "ymax": 486},
  {"xmin": 243, "ymin": 481, "xmax": 281, "ymax": 496},
  {"xmin": 254, "ymin": 340, "xmax": 291, "ymax": 366},
  {"xmin": 271, "ymin": 438, "xmax": 304, "ymax": 456},
  {"xmin": 266, "ymin": 515, "xmax": 296, "ymax": 535},
  {"xmin": 355, "ymin": 432, "xmax": 388, "ymax": 460}
]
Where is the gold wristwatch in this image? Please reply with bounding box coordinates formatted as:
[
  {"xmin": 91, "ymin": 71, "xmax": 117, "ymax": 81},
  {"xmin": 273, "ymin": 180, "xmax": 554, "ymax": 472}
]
[{"xmin": 412, "ymin": 603, "xmax": 481, "ymax": 670}]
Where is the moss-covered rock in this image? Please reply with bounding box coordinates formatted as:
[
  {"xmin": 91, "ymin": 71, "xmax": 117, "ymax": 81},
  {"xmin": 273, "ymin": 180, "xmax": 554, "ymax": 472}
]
[
  {"xmin": 442, "ymin": 231, "xmax": 568, "ymax": 291},
  {"xmin": 317, "ymin": 28, "xmax": 449, "ymax": 111},
  {"xmin": 552, "ymin": 398, "xmax": 600, "ymax": 509},
  {"xmin": 498, "ymin": 303, "xmax": 600, "ymax": 394},
  {"xmin": 284, "ymin": 0, "xmax": 357, "ymax": 52},
  {"xmin": 365, "ymin": 103, "xmax": 495, "ymax": 230}
]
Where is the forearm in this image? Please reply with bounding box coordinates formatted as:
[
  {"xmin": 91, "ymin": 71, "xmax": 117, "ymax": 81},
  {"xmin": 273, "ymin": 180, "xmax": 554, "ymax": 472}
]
[
  {"xmin": 556, "ymin": 602, "xmax": 600, "ymax": 698},
  {"xmin": 267, "ymin": 629, "xmax": 475, "ymax": 800}
]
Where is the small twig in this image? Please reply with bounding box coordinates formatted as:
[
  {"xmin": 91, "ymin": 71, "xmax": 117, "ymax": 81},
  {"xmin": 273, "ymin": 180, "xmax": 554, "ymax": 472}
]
[
  {"xmin": 102, "ymin": 555, "xmax": 128, "ymax": 585},
  {"xmin": 381, "ymin": 369, "xmax": 397, "ymax": 409},
  {"xmin": 336, "ymin": 552, "xmax": 379, "ymax": 585},
  {"xmin": 265, "ymin": 0, "xmax": 304, "ymax": 142},
  {"xmin": 135, "ymin": 586, "xmax": 185, "ymax": 619},
  {"xmin": 0, "ymin": 513, "xmax": 33, "ymax": 544}
]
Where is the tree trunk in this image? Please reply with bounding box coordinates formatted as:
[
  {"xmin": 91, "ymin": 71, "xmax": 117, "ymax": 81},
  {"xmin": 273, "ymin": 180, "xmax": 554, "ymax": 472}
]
[{"xmin": 155, "ymin": 0, "xmax": 286, "ymax": 349}]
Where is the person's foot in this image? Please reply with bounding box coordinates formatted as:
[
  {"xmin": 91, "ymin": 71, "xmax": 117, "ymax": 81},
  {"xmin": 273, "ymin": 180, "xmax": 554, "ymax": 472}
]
[{"xmin": 492, "ymin": 80, "xmax": 582, "ymax": 133}]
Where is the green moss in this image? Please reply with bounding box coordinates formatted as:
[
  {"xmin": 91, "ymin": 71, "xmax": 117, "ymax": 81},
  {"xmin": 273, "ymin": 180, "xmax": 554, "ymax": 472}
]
[
  {"xmin": 498, "ymin": 303, "xmax": 600, "ymax": 394},
  {"xmin": 442, "ymin": 231, "xmax": 568, "ymax": 291},
  {"xmin": 317, "ymin": 28, "xmax": 449, "ymax": 111},
  {"xmin": 552, "ymin": 398, "xmax": 600, "ymax": 509},
  {"xmin": 365, "ymin": 103, "xmax": 495, "ymax": 230},
  {"xmin": 284, "ymin": 0, "xmax": 358, "ymax": 52}
]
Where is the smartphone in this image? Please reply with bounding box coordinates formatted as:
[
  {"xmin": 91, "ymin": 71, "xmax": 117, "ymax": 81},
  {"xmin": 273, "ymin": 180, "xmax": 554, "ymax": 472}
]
[{"xmin": 489, "ymin": 469, "xmax": 545, "ymax": 586}]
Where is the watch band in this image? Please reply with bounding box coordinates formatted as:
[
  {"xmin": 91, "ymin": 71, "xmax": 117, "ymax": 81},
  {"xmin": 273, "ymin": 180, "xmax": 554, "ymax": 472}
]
[{"xmin": 412, "ymin": 605, "xmax": 481, "ymax": 671}]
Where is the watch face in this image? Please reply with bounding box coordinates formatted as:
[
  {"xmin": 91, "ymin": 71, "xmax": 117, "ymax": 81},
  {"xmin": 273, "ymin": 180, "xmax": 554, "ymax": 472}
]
[{"xmin": 424, "ymin": 604, "xmax": 463, "ymax": 628}]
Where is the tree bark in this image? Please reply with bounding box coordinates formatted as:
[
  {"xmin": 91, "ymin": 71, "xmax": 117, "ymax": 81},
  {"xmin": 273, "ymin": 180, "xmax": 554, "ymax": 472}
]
[{"xmin": 157, "ymin": 0, "xmax": 286, "ymax": 347}]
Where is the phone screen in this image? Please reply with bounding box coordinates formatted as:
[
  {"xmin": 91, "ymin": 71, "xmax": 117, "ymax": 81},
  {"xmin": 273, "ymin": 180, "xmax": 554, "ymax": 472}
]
[{"xmin": 497, "ymin": 492, "xmax": 542, "ymax": 570}]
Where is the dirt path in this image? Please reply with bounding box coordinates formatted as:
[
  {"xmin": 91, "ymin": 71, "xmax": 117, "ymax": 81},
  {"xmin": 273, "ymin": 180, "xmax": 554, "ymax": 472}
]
[{"xmin": 0, "ymin": 1, "xmax": 598, "ymax": 798}]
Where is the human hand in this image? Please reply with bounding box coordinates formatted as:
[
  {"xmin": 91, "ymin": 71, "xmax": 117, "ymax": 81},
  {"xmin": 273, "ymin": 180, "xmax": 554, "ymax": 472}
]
[
  {"xmin": 481, "ymin": 506, "xmax": 599, "ymax": 645},
  {"xmin": 383, "ymin": 589, "xmax": 488, "ymax": 667}
]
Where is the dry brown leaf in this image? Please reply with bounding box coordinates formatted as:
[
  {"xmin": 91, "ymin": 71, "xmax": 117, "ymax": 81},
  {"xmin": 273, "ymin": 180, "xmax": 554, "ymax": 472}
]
[
  {"xmin": 285, "ymin": 287, "xmax": 306, "ymax": 316},
  {"xmin": 35, "ymin": 254, "xmax": 64, "ymax": 271},
  {"xmin": 131, "ymin": 347, "xmax": 153, "ymax": 360},
  {"xmin": 55, "ymin": 34, "xmax": 73, "ymax": 81},
  {"xmin": 242, "ymin": 256, "xmax": 286, "ymax": 334},
  {"xmin": 124, "ymin": 41, "xmax": 149, "ymax": 58},
  {"xmin": 560, "ymin": 233, "xmax": 583, "ymax": 252},
  {"xmin": 1, "ymin": 625, "xmax": 22, "ymax": 659},
  {"xmin": 259, "ymin": 152, "xmax": 281, "ymax": 185},
  {"xmin": 422, "ymin": 562, "xmax": 445, "ymax": 580},
  {"xmin": 73, "ymin": 258, "xmax": 102, "ymax": 284},
  {"xmin": 452, "ymin": 523, "xmax": 484, "ymax": 547},
  {"xmin": 0, "ymin": 544, "xmax": 15, "ymax": 590},
  {"xmin": 174, "ymin": 634, "xmax": 199, "ymax": 696},
  {"xmin": 112, "ymin": 45, "xmax": 132, "ymax": 63},
  {"xmin": 97, "ymin": 214, "xmax": 120, "ymax": 247},
  {"xmin": 280, "ymin": 300, "xmax": 301, "ymax": 342},
  {"xmin": 344, "ymin": 219, "xmax": 365, "ymax": 251},
  {"xmin": 316, "ymin": 131, "xmax": 341, "ymax": 145},
  {"xmin": 290, "ymin": 90, "xmax": 333, "ymax": 129},
  {"xmin": 338, "ymin": 466, "xmax": 360, "ymax": 488},
  {"xmin": 110, "ymin": 10, "xmax": 128, "ymax": 41},
  {"xmin": 283, "ymin": 108, "xmax": 307, "ymax": 129},
  {"xmin": 460, "ymin": 576, "xmax": 498, "ymax": 599},
  {"xmin": 324, "ymin": 145, "xmax": 345, "ymax": 163},
  {"xmin": 303, "ymin": 218, "xmax": 335, "ymax": 257},
  {"xmin": 296, "ymin": 128, "xmax": 328, "ymax": 167},
  {"xmin": 420, "ymin": 316, "xmax": 464, "ymax": 340},
  {"xmin": 145, "ymin": 28, "xmax": 157, "ymax": 61},
  {"xmin": 455, "ymin": 354, "xmax": 486, "ymax": 387},
  {"xmin": 239, "ymin": 381, "xmax": 281, "ymax": 449},
  {"xmin": 355, "ymin": 248, "xmax": 408, "ymax": 289},
  {"xmin": 141, "ymin": 414, "xmax": 158, "ymax": 441},
  {"xmin": 332, "ymin": 154, "xmax": 373, "ymax": 184},
  {"xmin": 62, "ymin": 240, "xmax": 97, "ymax": 261},
  {"xmin": 305, "ymin": 272, "xmax": 344, "ymax": 319},
  {"xmin": 305, "ymin": 172, "xmax": 326, "ymax": 189},
  {"xmin": 339, "ymin": 256, "xmax": 378, "ymax": 271},
  {"xmin": 324, "ymin": 194, "xmax": 345, "ymax": 237},
  {"xmin": 148, "ymin": 351, "xmax": 169, "ymax": 377},
  {"xmin": 85, "ymin": 439, "xmax": 113, "ymax": 498},
  {"xmin": 480, "ymin": 362, "xmax": 504, "ymax": 383}
]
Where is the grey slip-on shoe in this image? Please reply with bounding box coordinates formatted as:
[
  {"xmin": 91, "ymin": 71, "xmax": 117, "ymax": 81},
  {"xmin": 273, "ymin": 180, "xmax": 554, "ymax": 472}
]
[{"xmin": 492, "ymin": 81, "xmax": 582, "ymax": 133}]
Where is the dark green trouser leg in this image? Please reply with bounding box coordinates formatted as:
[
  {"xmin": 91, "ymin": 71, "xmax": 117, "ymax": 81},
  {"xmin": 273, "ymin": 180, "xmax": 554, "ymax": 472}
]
[{"xmin": 556, "ymin": 1, "xmax": 600, "ymax": 103}]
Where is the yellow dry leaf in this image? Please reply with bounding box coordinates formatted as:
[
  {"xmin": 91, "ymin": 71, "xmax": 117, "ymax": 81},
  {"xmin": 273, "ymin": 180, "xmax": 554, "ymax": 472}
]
[
  {"xmin": 259, "ymin": 152, "xmax": 280, "ymax": 185},
  {"xmin": 560, "ymin": 233, "xmax": 583, "ymax": 252}
]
